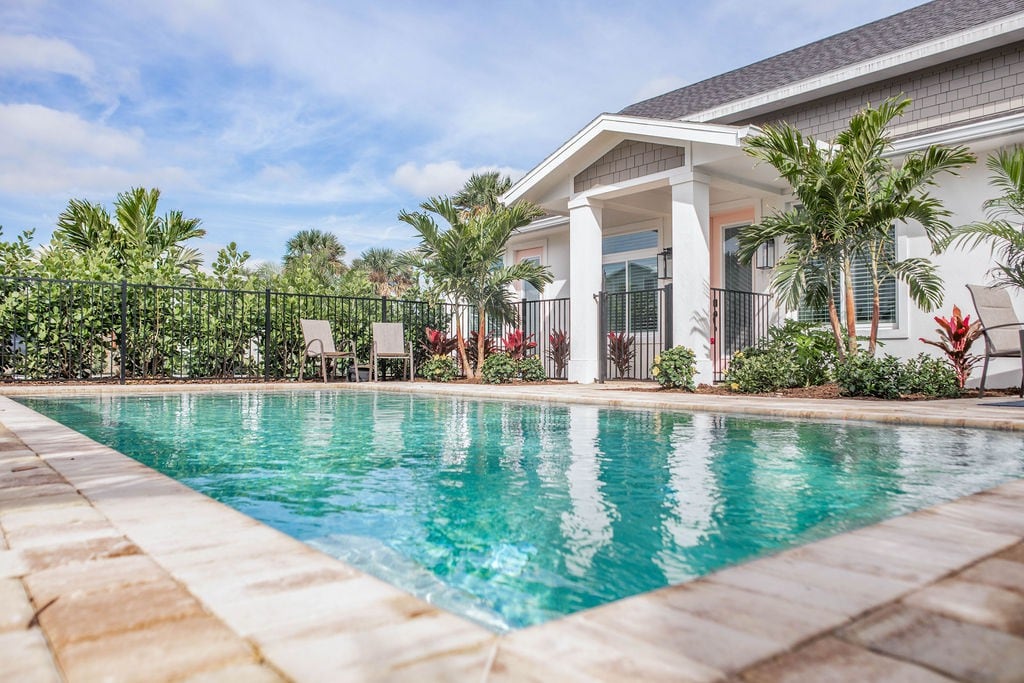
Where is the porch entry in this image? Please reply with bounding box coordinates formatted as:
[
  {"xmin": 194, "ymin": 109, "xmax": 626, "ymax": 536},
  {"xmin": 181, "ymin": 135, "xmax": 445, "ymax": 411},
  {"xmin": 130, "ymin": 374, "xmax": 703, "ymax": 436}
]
[
  {"xmin": 597, "ymin": 227, "xmax": 671, "ymax": 381},
  {"xmin": 712, "ymin": 224, "xmax": 772, "ymax": 382}
]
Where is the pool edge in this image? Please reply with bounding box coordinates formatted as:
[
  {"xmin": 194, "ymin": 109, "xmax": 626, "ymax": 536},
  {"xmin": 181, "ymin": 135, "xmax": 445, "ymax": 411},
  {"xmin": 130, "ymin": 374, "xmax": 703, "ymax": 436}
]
[{"xmin": 1, "ymin": 392, "xmax": 1022, "ymax": 680}]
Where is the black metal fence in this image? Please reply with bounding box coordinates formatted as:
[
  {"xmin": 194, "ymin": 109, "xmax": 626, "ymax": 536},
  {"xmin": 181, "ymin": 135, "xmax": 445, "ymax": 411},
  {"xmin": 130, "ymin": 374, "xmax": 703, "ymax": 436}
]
[
  {"xmin": 711, "ymin": 287, "xmax": 772, "ymax": 382},
  {"xmin": 598, "ymin": 285, "xmax": 672, "ymax": 381},
  {"xmin": 0, "ymin": 276, "xmax": 570, "ymax": 382}
]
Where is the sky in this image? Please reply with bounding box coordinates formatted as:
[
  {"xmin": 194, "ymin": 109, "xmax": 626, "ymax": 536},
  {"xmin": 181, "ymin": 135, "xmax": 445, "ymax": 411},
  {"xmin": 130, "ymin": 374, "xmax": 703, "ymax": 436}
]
[{"xmin": 0, "ymin": 0, "xmax": 925, "ymax": 267}]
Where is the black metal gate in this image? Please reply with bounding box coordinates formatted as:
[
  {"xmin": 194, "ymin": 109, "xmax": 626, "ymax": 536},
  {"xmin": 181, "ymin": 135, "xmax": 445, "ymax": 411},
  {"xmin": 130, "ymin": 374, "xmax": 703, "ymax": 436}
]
[{"xmin": 598, "ymin": 284, "xmax": 672, "ymax": 381}]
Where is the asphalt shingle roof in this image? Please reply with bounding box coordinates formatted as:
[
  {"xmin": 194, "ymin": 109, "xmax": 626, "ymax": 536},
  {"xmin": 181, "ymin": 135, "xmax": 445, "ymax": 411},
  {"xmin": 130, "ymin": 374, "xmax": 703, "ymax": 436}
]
[{"xmin": 619, "ymin": 0, "xmax": 1024, "ymax": 120}]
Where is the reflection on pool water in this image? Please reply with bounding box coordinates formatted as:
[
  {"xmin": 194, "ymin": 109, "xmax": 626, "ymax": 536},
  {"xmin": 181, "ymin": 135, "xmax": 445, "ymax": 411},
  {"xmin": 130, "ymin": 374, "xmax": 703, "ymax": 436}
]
[{"xmin": 20, "ymin": 391, "xmax": 1024, "ymax": 631}]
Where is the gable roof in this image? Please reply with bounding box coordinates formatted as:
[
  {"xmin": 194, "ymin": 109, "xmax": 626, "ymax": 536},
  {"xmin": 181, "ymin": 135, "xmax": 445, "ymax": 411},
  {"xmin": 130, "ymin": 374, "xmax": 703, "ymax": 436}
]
[{"xmin": 620, "ymin": 0, "xmax": 1024, "ymax": 121}]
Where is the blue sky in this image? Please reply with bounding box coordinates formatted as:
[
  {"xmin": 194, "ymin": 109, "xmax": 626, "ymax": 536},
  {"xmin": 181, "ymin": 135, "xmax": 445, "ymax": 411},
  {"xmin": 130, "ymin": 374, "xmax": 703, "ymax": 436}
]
[{"xmin": 0, "ymin": 0, "xmax": 923, "ymax": 267}]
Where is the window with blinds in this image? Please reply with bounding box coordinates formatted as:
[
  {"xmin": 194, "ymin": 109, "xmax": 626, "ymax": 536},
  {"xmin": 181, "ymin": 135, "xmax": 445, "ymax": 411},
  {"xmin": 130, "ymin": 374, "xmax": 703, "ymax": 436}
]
[{"xmin": 798, "ymin": 228, "xmax": 897, "ymax": 326}]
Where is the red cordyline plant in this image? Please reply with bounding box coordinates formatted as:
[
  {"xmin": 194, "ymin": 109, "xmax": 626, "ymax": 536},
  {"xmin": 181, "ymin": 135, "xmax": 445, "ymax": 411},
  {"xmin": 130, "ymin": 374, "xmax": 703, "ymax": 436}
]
[
  {"xmin": 607, "ymin": 331, "xmax": 635, "ymax": 378},
  {"xmin": 547, "ymin": 329, "xmax": 569, "ymax": 378},
  {"xmin": 421, "ymin": 327, "xmax": 457, "ymax": 357},
  {"xmin": 919, "ymin": 305, "xmax": 984, "ymax": 389},
  {"xmin": 502, "ymin": 329, "xmax": 537, "ymax": 361},
  {"xmin": 465, "ymin": 331, "xmax": 495, "ymax": 370}
]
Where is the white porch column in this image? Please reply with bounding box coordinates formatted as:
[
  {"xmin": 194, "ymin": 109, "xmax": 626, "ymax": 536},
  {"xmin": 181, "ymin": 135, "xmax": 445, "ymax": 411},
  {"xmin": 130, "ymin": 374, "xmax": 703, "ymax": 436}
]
[
  {"xmin": 670, "ymin": 174, "xmax": 714, "ymax": 384},
  {"xmin": 568, "ymin": 198, "xmax": 603, "ymax": 384}
]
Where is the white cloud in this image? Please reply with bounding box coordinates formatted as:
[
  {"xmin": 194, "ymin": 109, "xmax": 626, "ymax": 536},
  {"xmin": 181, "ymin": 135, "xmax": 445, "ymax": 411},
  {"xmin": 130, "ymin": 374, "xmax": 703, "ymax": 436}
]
[
  {"xmin": 0, "ymin": 104, "xmax": 193, "ymax": 195},
  {"xmin": 391, "ymin": 161, "xmax": 524, "ymax": 199},
  {"xmin": 222, "ymin": 161, "xmax": 392, "ymax": 205},
  {"xmin": 0, "ymin": 34, "xmax": 95, "ymax": 82},
  {"xmin": 0, "ymin": 103, "xmax": 141, "ymax": 160}
]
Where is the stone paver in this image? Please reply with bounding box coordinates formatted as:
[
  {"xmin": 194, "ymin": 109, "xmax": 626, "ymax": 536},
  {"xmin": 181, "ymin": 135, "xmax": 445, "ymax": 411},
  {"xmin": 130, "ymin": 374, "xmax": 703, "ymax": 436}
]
[
  {"xmin": 57, "ymin": 613, "xmax": 257, "ymax": 683},
  {"xmin": 0, "ymin": 628, "xmax": 64, "ymax": 683},
  {"xmin": 0, "ymin": 577, "xmax": 34, "ymax": 632},
  {"xmin": 24, "ymin": 553, "xmax": 169, "ymax": 606},
  {"xmin": 740, "ymin": 636, "xmax": 954, "ymax": 683},
  {"xmin": 959, "ymin": 557, "xmax": 1024, "ymax": 595},
  {"xmin": 39, "ymin": 577, "xmax": 208, "ymax": 648},
  {"xmin": 0, "ymin": 387, "xmax": 1023, "ymax": 682},
  {"xmin": 903, "ymin": 579, "xmax": 1024, "ymax": 636},
  {"xmin": 839, "ymin": 604, "xmax": 1024, "ymax": 683}
]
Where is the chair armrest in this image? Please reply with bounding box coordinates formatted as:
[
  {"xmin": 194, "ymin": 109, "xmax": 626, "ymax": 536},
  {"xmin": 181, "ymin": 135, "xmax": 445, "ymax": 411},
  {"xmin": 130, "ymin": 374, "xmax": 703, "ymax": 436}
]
[
  {"xmin": 982, "ymin": 323, "xmax": 1024, "ymax": 331},
  {"xmin": 304, "ymin": 339, "xmax": 325, "ymax": 356},
  {"xmin": 339, "ymin": 340, "xmax": 358, "ymax": 357}
]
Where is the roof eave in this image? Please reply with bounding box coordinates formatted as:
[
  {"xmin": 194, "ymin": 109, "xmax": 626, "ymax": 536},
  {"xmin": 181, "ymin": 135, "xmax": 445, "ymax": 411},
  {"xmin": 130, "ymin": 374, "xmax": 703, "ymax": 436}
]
[
  {"xmin": 503, "ymin": 114, "xmax": 747, "ymax": 206},
  {"xmin": 684, "ymin": 9, "xmax": 1024, "ymax": 125}
]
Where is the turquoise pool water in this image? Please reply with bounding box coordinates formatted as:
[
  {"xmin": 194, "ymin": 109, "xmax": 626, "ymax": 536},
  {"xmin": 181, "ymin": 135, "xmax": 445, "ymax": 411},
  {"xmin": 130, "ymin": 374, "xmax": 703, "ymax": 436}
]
[{"xmin": 20, "ymin": 391, "xmax": 1024, "ymax": 631}]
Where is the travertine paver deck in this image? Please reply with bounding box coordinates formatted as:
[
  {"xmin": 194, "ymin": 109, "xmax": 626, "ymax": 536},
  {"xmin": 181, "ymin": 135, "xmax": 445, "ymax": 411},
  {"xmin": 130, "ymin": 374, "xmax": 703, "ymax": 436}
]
[{"xmin": 0, "ymin": 383, "xmax": 1022, "ymax": 682}]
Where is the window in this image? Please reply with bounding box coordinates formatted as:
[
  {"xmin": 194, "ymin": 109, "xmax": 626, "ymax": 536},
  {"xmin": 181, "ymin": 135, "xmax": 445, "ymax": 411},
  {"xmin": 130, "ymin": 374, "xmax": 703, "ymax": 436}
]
[
  {"xmin": 799, "ymin": 228, "xmax": 897, "ymax": 326},
  {"xmin": 602, "ymin": 228, "xmax": 660, "ymax": 333}
]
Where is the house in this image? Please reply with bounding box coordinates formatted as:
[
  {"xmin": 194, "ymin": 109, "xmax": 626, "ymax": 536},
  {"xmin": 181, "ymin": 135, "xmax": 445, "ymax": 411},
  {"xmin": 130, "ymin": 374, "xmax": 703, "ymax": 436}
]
[{"xmin": 503, "ymin": 0, "xmax": 1024, "ymax": 387}]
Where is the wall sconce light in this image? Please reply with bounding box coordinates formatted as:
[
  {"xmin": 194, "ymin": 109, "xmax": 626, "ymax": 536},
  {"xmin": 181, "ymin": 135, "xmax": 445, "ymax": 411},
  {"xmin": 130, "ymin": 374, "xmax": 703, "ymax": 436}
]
[
  {"xmin": 756, "ymin": 239, "xmax": 776, "ymax": 270},
  {"xmin": 657, "ymin": 247, "xmax": 673, "ymax": 279}
]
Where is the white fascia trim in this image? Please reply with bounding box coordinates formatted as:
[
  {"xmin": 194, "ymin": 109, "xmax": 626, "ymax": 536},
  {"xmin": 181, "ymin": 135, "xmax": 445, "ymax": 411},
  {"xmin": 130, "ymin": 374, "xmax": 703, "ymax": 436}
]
[
  {"xmin": 518, "ymin": 215, "xmax": 569, "ymax": 234},
  {"xmin": 688, "ymin": 11, "xmax": 1024, "ymax": 124},
  {"xmin": 503, "ymin": 114, "xmax": 748, "ymax": 205},
  {"xmin": 886, "ymin": 110, "xmax": 1024, "ymax": 156}
]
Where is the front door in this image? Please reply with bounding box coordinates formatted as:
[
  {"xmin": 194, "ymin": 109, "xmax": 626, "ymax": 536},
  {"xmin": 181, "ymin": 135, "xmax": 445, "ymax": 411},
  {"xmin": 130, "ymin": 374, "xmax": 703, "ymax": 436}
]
[{"xmin": 721, "ymin": 225, "xmax": 755, "ymax": 355}]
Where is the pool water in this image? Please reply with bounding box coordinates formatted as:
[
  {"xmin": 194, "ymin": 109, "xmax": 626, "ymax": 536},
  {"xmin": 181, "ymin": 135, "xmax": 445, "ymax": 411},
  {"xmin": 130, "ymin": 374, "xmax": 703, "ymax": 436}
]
[{"xmin": 20, "ymin": 391, "xmax": 1024, "ymax": 631}]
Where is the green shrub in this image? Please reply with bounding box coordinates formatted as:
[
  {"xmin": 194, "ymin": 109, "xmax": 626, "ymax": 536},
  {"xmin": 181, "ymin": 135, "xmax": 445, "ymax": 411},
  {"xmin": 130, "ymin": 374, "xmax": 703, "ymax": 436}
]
[
  {"xmin": 901, "ymin": 353, "xmax": 960, "ymax": 397},
  {"xmin": 419, "ymin": 355, "xmax": 458, "ymax": 382},
  {"xmin": 726, "ymin": 351, "xmax": 800, "ymax": 393},
  {"xmin": 517, "ymin": 356, "xmax": 547, "ymax": 382},
  {"xmin": 837, "ymin": 353, "xmax": 963, "ymax": 399},
  {"xmin": 724, "ymin": 320, "xmax": 838, "ymax": 393},
  {"xmin": 835, "ymin": 354, "xmax": 903, "ymax": 399},
  {"xmin": 480, "ymin": 352, "xmax": 516, "ymax": 384},
  {"xmin": 651, "ymin": 346, "xmax": 697, "ymax": 390}
]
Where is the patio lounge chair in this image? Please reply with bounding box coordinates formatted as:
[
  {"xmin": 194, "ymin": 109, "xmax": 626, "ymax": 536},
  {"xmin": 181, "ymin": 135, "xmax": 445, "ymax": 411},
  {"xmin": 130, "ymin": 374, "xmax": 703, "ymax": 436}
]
[
  {"xmin": 966, "ymin": 284, "xmax": 1024, "ymax": 398},
  {"xmin": 371, "ymin": 322, "xmax": 414, "ymax": 381},
  {"xmin": 299, "ymin": 319, "xmax": 360, "ymax": 383}
]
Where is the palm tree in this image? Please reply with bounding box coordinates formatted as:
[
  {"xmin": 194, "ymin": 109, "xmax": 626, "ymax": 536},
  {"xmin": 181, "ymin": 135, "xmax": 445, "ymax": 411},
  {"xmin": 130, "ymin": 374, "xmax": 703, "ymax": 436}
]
[
  {"xmin": 399, "ymin": 197, "xmax": 552, "ymax": 378},
  {"xmin": 351, "ymin": 248, "xmax": 414, "ymax": 297},
  {"xmin": 946, "ymin": 148, "xmax": 1024, "ymax": 291},
  {"xmin": 283, "ymin": 229, "xmax": 347, "ymax": 284},
  {"xmin": 453, "ymin": 172, "xmax": 513, "ymax": 216},
  {"xmin": 739, "ymin": 96, "xmax": 974, "ymax": 357},
  {"xmin": 54, "ymin": 187, "xmax": 206, "ymax": 273}
]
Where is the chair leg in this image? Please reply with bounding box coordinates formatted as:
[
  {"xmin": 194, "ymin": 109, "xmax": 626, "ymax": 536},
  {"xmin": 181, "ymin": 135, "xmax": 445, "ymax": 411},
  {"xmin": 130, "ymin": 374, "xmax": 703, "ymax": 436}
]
[
  {"xmin": 979, "ymin": 354, "xmax": 990, "ymax": 398},
  {"xmin": 299, "ymin": 356, "xmax": 304, "ymax": 382},
  {"xmin": 321, "ymin": 355, "xmax": 327, "ymax": 383}
]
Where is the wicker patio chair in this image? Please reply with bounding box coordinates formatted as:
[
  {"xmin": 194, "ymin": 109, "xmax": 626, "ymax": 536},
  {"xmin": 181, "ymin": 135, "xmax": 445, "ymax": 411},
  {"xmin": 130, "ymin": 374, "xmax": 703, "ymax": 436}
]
[
  {"xmin": 370, "ymin": 322, "xmax": 414, "ymax": 381},
  {"xmin": 299, "ymin": 319, "xmax": 360, "ymax": 383},
  {"xmin": 966, "ymin": 284, "xmax": 1024, "ymax": 398}
]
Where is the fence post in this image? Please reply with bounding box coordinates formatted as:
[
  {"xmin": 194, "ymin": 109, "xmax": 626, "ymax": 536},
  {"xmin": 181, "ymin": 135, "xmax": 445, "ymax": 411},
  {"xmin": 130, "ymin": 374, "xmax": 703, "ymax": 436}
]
[
  {"xmin": 663, "ymin": 283, "xmax": 673, "ymax": 349},
  {"xmin": 264, "ymin": 288, "xmax": 272, "ymax": 382},
  {"xmin": 119, "ymin": 280, "xmax": 127, "ymax": 385},
  {"xmin": 380, "ymin": 295, "xmax": 388, "ymax": 322},
  {"xmin": 597, "ymin": 291, "xmax": 607, "ymax": 384}
]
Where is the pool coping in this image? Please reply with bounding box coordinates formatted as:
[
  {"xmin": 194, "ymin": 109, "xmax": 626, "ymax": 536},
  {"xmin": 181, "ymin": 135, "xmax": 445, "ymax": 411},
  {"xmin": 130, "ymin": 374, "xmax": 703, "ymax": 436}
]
[{"xmin": 1, "ymin": 383, "xmax": 1023, "ymax": 681}]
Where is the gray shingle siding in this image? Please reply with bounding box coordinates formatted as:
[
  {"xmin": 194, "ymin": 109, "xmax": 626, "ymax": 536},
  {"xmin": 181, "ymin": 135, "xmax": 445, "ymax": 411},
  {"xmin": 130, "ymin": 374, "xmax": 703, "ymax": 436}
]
[
  {"xmin": 620, "ymin": 0, "xmax": 1024, "ymax": 121},
  {"xmin": 745, "ymin": 42, "xmax": 1024, "ymax": 139},
  {"xmin": 574, "ymin": 141, "xmax": 685, "ymax": 193}
]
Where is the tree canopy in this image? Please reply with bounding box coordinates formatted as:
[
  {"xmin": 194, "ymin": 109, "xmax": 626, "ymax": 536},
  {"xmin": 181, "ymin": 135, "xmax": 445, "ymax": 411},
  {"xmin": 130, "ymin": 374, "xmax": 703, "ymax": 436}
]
[{"xmin": 739, "ymin": 96, "xmax": 975, "ymax": 357}]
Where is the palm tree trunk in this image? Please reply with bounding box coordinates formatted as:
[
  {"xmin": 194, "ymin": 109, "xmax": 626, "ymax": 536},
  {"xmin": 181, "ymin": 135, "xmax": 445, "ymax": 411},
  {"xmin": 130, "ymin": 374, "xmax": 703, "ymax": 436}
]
[
  {"xmin": 868, "ymin": 286, "xmax": 881, "ymax": 356},
  {"xmin": 475, "ymin": 306, "xmax": 487, "ymax": 379},
  {"xmin": 842, "ymin": 258, "xmax": 858, "ymax": 356},
  {"xmin": 827, "ymin": 296, "xmax": 846, "ymax": 362},
  {"xmin": 454, "ymin": 316, "xmax": 472, "ymax": 379}
]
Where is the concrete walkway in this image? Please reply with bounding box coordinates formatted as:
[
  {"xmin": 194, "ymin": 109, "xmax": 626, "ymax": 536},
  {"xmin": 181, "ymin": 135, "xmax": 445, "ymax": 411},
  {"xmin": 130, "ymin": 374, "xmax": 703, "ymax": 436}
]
[{"xmin": 1, "ymin": 383, "xmax": 1022, "ymax": 681}]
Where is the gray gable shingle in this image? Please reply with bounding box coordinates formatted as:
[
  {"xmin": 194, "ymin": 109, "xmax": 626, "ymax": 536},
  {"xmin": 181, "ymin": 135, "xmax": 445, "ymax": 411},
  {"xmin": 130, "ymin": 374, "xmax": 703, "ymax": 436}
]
[{"xmin": 620, "ymin": 0, "xmax": 1024, "ymax": 120}]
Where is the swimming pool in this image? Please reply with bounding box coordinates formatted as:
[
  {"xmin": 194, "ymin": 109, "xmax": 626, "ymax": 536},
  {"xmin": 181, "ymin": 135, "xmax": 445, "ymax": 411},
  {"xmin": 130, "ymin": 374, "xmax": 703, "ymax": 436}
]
[{"xmin": 20, "ymin": 391, "xmax": 1024, "ymax": 632}]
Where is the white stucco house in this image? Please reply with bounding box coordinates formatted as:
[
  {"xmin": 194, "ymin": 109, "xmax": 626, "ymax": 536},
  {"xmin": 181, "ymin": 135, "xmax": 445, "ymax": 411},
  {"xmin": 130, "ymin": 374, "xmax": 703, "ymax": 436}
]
[{"xmin": 502, "ymin": 0, "xmax": 1024, "ymax": 388}]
